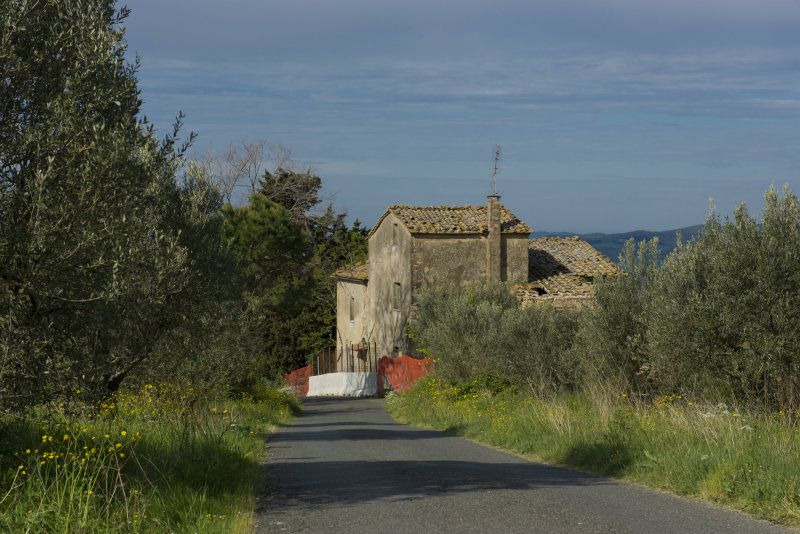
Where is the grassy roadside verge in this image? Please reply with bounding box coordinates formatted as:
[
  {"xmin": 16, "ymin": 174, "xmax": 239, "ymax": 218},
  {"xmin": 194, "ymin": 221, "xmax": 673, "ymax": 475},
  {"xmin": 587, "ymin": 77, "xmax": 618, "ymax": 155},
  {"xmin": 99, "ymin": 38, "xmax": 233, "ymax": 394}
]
[
  {"xmin": 386, "ymin": 376, "xmax": 800, "ymax": 526},
  {"xmin": 0, "ymin": 383, "xmax": 299, "ymax": 533}
]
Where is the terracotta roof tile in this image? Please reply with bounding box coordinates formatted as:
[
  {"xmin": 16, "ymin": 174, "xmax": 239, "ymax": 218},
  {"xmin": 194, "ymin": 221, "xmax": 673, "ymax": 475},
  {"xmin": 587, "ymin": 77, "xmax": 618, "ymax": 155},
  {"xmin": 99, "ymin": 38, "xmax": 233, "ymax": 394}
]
[
  {"xmin": 513, "ymin": 276, "xmax": 594, "ymax": 306},
  {"xmin": 529, "ymin": 236, "xmax": 618, "ymax": 279},
  {"xmin": 369, "ymin": 204, "xmax": 532, "ymax": 237},
  {"xmin": 332, "ymin": 261, "xmax": 369, "ymax": 282},
  {"xmin": 515, "ymin": 236, "xmax": 619, "ymax": 305}
]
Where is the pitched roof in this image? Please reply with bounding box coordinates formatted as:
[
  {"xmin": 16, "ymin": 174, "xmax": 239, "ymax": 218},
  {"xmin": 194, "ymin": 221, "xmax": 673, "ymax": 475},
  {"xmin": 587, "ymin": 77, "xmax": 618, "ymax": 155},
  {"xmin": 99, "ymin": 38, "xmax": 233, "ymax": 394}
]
[
  {"xmin": 369, "ymin": 204, "xmax": 532, "ymax": 237},
  {"xmin": 515, "ymin": 236, "xmax": 619, "ymax": 306},
  {"xmin": 512, "ymin": 280, "xmax": 594, "ymax": 308},
  {"xmin": 528, "ymin": 236, "xmax": 618, "ymax": 279},
  {"xmin": 331, "ymin": 236, "xmax": 618, "ymax": 303},
  {"xmin": 332, "ymin": 261, "xmax": 369, "ymax": 282}
]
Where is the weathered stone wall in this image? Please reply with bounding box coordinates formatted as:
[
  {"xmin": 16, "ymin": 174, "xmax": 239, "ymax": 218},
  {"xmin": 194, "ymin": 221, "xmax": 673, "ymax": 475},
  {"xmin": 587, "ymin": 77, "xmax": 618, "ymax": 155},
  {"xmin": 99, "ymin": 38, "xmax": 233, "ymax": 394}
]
[
  {"xmin": 504, "ymin": 235, "xmax": 530, "ymax": 283},
  {"xmin": 360, "ymin": 208, "xmax": 530, "ymax": 359},
  {"xmin": 367, "ymin": 213, "xmax": 413, "ymax": 358},
  {"xmin": 411, "ymin": 234, "xmax": 529, "ymax": 287},
  {"xmin": 411, "ymin": 235, "xmax": 487, "ymax": 289},
  {"xmin": 335, "ymin": 279, "xmax": 369, "ymax": 358}
]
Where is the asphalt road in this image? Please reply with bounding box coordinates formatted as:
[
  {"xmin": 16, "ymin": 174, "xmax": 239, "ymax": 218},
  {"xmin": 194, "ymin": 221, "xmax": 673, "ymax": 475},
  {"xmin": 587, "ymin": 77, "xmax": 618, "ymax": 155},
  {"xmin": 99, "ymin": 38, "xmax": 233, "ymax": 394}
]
[{"xmin": 256, "ymin": 397, "xmax": 793, "ymax": 534}]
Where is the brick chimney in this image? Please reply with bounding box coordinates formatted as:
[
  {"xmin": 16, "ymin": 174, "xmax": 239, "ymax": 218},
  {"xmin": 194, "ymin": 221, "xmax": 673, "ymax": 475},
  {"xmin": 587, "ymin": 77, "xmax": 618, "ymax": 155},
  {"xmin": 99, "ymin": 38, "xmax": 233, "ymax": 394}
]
[{"xmin": 486, "ymin": 194, "xmax": 502, "ymax": 281}]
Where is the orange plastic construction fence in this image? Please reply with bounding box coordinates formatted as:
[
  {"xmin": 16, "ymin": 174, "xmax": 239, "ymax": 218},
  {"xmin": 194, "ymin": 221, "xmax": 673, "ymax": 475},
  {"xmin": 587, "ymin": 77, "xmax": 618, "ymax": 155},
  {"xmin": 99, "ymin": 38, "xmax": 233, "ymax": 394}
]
[
  {"xmin": 378, "ymin": 355, "xmax": 433, "ymax": 393},
  {"xmin": 284, "ymin": 355, "xmax": 432, "ymax": 397},
  {"xmin": 284, "ymin": 365, "xmax": 312, "ymax": 397}
]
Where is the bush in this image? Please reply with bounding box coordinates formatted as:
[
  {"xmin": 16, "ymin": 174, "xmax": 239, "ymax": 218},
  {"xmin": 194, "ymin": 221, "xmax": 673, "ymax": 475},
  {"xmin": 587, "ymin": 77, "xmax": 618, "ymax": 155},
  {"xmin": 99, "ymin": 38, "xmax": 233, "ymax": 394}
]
[
  {"xmin": 647, "ymin": 186, "xmax": 800, "ymax": 411},
  {"xmin": 411, "ymin": 186, "xmax": 800, "ymax": 412},
  {"xmin": 571, "ymin": 238, "xmax": 660, "ymax": 397},
  {"xmin": 571, "ymin": 185, "xmax": 800, "ymax": 411},
  {"xmin": 412, "ymin": 280, "xmax": 579, "ymax": 396}
]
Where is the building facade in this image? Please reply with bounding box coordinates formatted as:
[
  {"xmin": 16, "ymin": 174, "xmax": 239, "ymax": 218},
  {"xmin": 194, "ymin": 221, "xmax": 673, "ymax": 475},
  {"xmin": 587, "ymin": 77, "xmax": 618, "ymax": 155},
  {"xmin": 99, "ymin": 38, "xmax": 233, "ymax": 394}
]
[{"xmin": 332, "ymin": 196, "xmax": 618, "ymax": 365}]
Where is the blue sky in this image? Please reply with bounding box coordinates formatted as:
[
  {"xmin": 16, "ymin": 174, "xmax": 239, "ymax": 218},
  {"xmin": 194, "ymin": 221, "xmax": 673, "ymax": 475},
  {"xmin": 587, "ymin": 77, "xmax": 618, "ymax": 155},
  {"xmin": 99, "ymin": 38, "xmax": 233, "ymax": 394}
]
[{"xmin": 125, "ymin": 0, "xmax": 800, "ymax": 233}]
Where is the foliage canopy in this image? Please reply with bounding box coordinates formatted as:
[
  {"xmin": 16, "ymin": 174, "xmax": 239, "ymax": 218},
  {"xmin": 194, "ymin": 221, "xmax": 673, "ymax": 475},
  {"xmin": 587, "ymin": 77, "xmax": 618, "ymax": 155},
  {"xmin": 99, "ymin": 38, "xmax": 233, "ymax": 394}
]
[{"xmin": 412, "ymin": 186, "xmax": 800, "ymax": 412}]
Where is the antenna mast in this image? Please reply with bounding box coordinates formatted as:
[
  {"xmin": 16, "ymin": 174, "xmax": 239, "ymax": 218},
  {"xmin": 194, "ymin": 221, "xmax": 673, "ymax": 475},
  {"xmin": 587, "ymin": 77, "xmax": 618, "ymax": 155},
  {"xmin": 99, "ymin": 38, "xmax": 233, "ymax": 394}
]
[{"xmin": 490, "ymin": 145, "xmax": 502, "ymax": 196}]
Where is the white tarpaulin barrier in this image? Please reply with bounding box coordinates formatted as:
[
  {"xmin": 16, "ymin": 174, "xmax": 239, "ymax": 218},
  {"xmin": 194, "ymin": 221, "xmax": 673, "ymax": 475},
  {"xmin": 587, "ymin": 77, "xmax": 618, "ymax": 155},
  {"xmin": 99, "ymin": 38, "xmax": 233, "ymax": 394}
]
[{"xmin": 307, "ymin": 371, "xmax": 377, "ymax": 397}]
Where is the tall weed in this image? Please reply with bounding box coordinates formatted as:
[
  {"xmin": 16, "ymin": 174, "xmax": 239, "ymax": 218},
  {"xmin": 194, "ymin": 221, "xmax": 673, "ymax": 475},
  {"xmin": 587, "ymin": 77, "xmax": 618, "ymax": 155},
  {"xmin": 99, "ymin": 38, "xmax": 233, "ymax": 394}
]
[
  {"xmin": 389, "ymin": 378, "xmax": 800, "ymax": 525},
  {"xmin": 0, "ymin": 383, "xmax": 298, "ymax": 532}
]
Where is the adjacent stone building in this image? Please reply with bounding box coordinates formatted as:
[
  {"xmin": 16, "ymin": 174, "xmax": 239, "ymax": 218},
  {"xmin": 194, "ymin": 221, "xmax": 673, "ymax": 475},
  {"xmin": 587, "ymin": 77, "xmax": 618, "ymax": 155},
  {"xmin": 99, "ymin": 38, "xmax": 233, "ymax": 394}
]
[{"xmin": 333, "ymin": 195, "xmax": 618, "ymax": 364}]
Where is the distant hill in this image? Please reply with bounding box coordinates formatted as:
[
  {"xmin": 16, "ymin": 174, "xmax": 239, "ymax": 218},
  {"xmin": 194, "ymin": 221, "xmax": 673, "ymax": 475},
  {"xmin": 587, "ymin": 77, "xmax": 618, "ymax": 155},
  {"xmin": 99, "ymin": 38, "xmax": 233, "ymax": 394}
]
[{"xmin": 533, "ymin": 225, "xmax": 704, "ymax": 262}]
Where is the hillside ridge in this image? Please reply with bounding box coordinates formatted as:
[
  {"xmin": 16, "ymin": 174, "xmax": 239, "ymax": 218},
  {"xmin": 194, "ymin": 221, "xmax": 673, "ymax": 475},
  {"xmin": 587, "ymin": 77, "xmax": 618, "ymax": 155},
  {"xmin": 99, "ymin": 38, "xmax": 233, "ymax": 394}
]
[{"xmin": 533, "ymin": 224, "xmax": 703, "ymax": 262}]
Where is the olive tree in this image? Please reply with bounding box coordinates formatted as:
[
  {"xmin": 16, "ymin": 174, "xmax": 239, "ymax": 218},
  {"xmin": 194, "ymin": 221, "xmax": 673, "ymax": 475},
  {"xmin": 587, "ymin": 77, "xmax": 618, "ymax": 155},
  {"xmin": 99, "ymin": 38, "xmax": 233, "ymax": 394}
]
[
  {"xmin": 0, "ymin": 0, "xmax": 231, "ymax": 408},
  {"xmin": 647, "ymin": 186, "xmax": 800, "ymax": 410}
]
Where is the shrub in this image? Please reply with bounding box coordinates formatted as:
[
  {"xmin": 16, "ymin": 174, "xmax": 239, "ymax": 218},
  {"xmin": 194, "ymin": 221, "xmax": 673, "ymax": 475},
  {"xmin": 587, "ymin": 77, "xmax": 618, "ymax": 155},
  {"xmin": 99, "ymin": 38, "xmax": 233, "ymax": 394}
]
[
  {"xmin": 498, "ymin": 302, "xmax": 579, "ymax": 396},
  {"xmin": 412, "ymin": 280, "xmax": 579, "ymax": 395},
  {"xmin": 647, "ymin": 186, "xmax": 800, "ymax": 411},
  {"xmin": 571, "ymin": 238, "xmax": 660, "ymax": 397},
  {"xmin": 570, "ymin": 185, "xmax": 800, "ymax": 411},
  {"xmin": 411, "ymin": 280, "xmax": 516, "ymax": 382},
  {"xmin": 413, "ymin": 185, "xmax": 800, "ymax": 412}
]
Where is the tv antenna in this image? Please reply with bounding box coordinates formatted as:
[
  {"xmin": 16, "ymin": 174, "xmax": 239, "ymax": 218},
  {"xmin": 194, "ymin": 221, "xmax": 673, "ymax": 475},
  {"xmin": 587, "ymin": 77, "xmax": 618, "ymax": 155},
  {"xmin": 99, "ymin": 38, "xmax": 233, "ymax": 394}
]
[{"xmin": 490, "ymin": 145, "xmax": 502, "ymax": 196}]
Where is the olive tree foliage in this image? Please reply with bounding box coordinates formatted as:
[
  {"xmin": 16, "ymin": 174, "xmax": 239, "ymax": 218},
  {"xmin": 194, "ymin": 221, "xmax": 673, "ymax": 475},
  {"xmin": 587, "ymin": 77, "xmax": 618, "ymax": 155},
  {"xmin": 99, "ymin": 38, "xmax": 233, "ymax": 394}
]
[
  {"xmin": 647, "ymin": 186, "xmax": 800, "ymax": 410},
  {"xmin": 570, "ymin": 185, "xmax": 800, "ymax": 410},
  {"xmin": 131, "ymin": 162, "xmax": 247, "ymax": 390},
  {"xmin": 571, "ymin": 238, "xmax": 660, "ymax": 397},
  {"xmin": 411, "ymin": 281, "xmax": 579, "ymax": 396},
  {"xmin": 0, "ymin": 0, "xmax": 236, "ymax": 409},
  {"xmin": 408, "ymin": 186, "xmax": 800, "ymax": 411},
  {"xmin": 411, "ymin": 281, "xmax": 517, "ymax": 382}
]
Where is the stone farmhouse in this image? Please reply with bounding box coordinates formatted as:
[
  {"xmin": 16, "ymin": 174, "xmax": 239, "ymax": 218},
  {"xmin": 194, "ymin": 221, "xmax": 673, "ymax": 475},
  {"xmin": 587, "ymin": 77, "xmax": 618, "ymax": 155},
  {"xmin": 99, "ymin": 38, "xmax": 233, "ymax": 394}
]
[{"xmin": 332, "ymin": 195, "xmax": 618, "ymax": 367}]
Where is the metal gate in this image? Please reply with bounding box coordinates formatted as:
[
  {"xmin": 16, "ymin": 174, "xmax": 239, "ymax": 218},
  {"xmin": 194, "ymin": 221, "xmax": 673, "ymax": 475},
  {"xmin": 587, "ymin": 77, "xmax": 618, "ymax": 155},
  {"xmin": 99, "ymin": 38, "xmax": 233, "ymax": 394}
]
[{"xmin": 311, "ymin": 342, "xmax": 379, "ymax": 375}]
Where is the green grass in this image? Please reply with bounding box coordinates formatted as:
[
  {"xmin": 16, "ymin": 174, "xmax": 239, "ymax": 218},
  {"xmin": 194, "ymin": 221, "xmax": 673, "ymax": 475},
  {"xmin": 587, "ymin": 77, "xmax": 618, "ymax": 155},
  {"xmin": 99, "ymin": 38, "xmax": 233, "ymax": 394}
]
[
  {"xmin": 386, "ymin": 376, "xmax": 800, "ymax": 526},
  {"xmin": 0, "ymin": 383, "xmax": 299, "ymax": 533}
]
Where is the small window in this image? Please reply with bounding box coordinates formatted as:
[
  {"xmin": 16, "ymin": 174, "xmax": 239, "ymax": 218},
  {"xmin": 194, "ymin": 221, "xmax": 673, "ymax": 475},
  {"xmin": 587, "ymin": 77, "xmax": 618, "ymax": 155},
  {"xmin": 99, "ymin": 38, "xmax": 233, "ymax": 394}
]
[
  {"xmin": 392, "ymin": 223, "xmax": 398, "ymax": 246},
  {"xmin": 393, "ymin": 282, "xmax": 401, "ymax": 310},
  {"xmin": 349, "ymin": 296, "xmax": 355, "ymax": 322}
]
